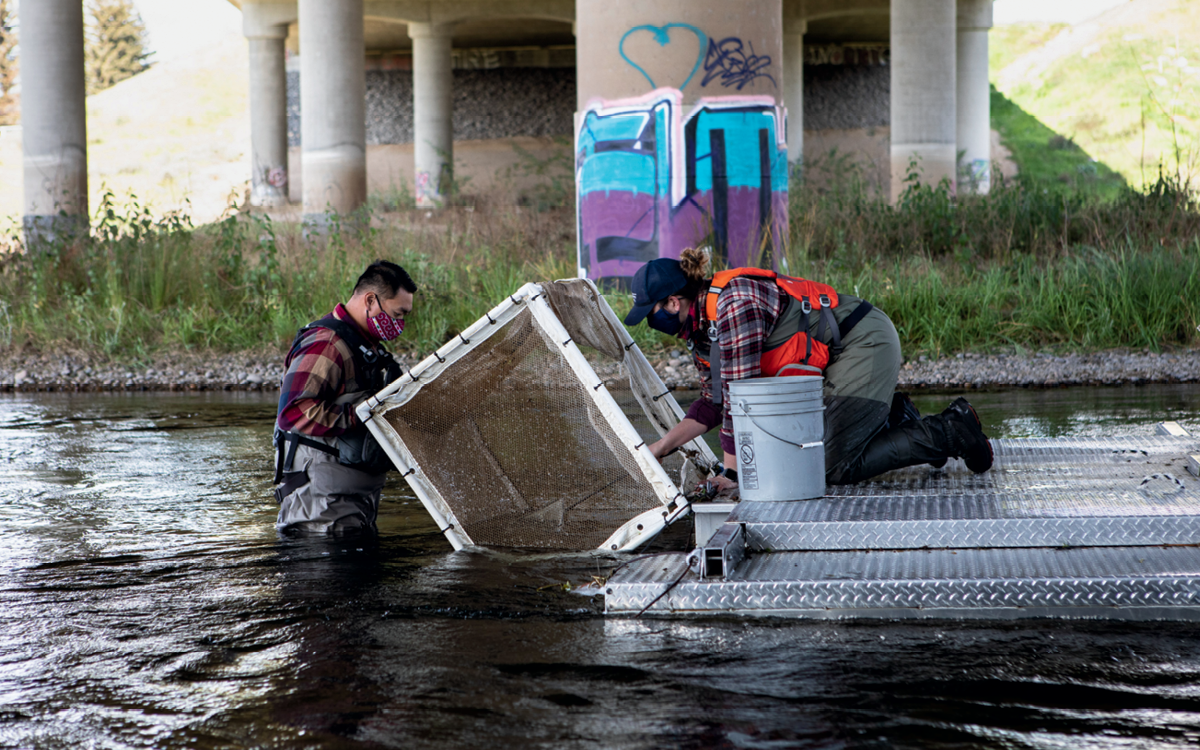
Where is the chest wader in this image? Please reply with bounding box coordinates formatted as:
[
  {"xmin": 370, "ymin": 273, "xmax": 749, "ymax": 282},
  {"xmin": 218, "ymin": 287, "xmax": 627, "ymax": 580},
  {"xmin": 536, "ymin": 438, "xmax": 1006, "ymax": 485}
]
[
  {"xmin": 837, "ymin": 394, "xmax": 993, "ymax": 484},
  {"xmin": 273, "ymin": 318, "xmax": 404, "ymax": 504}
]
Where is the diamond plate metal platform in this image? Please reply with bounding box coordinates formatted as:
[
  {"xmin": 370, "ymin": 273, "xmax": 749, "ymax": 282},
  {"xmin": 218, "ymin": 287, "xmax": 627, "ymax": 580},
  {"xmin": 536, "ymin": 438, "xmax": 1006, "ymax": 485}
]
[{"xmin": 605, "ymin": 434, "xmax": 1200, "ymax": 620}]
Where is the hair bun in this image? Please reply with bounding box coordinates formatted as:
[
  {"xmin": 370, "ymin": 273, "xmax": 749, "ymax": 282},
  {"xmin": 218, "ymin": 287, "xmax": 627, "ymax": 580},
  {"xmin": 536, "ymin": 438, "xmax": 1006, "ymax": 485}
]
[{"xmin": 678, "ymin": 246, "xmax": 711, "ymax": 281}]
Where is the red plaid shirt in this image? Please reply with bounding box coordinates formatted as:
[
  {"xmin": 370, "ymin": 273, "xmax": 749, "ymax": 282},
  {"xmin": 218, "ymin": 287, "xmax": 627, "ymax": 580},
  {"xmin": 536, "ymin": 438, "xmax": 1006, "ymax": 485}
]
[
  {"xmin": 275, "ymin": 304, "xmax": 365, "ymax": 438},
  {"xmin": 683, "ymin": 276, "xmax": 787, "ymax": 454}
]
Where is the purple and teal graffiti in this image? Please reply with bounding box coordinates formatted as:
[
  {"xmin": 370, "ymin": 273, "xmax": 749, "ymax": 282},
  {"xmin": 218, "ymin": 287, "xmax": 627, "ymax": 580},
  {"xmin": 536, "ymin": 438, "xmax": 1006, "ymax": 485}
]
[{"xmin": 576, "ymin": 89, "xmax": 788, "ymax": 284}]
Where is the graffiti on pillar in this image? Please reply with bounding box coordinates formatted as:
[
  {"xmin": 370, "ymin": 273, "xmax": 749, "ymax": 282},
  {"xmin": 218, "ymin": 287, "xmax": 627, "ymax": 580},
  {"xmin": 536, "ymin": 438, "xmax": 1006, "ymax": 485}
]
[
  {"xmin": 267, "ymin": 167, "xmax": 288, "ymax": 188},
  {"xmin": 701, "ymin": 37, "xmax": 776, "ymax": 90},
  {"xmin": 415, "ymin": 170, "xmax": 434, "ymax": 204},
  {"xmin": 576, "ymin": 88, "xmax": 788, "ymax": 284},
  {"xmin": 619, "ymin": 24, "xmax": 708, "ymax": 90}
]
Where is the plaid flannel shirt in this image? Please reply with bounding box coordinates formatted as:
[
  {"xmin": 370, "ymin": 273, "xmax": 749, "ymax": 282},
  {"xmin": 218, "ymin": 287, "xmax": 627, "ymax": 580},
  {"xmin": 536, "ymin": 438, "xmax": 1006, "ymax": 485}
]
[
  {"xmin": 683, "ymin": 276, "xmax": 787, "ymax": 455},
  {"xmin": 275, "ymin": 304, "xmax": 364, "ymax": 438}
]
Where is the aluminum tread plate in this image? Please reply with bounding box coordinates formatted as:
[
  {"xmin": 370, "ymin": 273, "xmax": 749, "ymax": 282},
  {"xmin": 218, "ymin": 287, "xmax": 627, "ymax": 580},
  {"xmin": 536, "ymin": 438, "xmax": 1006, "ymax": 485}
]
[
  {"xmin": 727, "ymin": 435, "xmax": 1200, "ymax": 550},
  {"xmin": 604, "ymin": 546, "xmax": 1200, "ymax": 619}
]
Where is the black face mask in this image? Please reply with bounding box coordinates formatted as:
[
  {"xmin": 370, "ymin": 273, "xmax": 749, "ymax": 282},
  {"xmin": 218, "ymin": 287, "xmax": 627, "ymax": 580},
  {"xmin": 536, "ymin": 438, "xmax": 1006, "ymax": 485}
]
[{"xmin": 647, "ymin": 306, "xmax": 683, "ymax": 336}]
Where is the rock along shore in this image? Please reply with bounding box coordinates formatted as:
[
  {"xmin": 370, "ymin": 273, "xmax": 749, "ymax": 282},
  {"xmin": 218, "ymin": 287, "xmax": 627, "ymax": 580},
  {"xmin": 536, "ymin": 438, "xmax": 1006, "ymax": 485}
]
[{"xmin": 3, "ymin": 347, "xmax": 1200, "ymax": 394}]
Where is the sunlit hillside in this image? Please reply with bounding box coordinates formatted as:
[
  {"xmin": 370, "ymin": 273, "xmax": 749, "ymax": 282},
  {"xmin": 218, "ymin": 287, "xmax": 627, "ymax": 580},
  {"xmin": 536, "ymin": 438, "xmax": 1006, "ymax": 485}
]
[
  {"xmin": 0, "ymin": 33, "xmax": 249, "ymax": 229},
  {"xmin": 992, "ymin": 0, "xmax": 1200, "ymax": 190}
]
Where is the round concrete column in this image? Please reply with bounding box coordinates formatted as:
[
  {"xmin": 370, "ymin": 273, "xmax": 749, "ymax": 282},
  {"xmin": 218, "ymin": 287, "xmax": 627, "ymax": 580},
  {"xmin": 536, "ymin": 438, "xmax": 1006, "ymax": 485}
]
[
  {"xmin": 957, "ymin": 0, "xmax": 992, "ymax": 193},
  {"xmin": 20, "ymin": 0, "xmax": 88, "ymax": 242},
  {"xmin": 890, "ymin": 0, "xmax": 957, "ymax": 202},
  {"xmin": 298, "ymin": 0, "xmax": 365, "ymax": 222},
  {"xmin": 783, "ymin": 19, "xmax": 807, "ymax": 169},
  {"xmin": 409, "ymin": 22, "xmax": 455, "ymax": 208},
  {"xmin": 247, "ymin": 31, "xmax": 290, "ymax": 207}
]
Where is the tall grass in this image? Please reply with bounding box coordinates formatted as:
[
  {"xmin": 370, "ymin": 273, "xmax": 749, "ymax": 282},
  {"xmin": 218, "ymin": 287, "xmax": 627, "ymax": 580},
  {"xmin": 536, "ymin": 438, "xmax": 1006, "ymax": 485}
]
[
  {"xmin": 0, "ymin": 190, "xmax": 579, "ymax": 358},
  {"xmin": 785, "ymin": 160, "xmax": 1200, "ymax": 354},
  {"xmin": 1, "ymin": 169, "xmax": 1198, "ymax": 363}
]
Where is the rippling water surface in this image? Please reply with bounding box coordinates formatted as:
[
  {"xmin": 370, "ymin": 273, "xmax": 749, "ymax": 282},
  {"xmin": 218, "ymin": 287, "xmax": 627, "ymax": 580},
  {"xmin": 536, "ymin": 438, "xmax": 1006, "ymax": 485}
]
[{"xmin": 2, "ymin": 386, "xmax": 1200, "ymax": 748}]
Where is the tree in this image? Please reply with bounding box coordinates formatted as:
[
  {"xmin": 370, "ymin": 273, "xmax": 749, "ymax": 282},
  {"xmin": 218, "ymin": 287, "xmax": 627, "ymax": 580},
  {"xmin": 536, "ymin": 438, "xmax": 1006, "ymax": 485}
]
[
  {"xmin": 0, "ymin": 0, "xmax": 16, "ymax": 126},
  {"xmin": 85, "ymin": 0, "xmax": 152, "ymax": 95}
]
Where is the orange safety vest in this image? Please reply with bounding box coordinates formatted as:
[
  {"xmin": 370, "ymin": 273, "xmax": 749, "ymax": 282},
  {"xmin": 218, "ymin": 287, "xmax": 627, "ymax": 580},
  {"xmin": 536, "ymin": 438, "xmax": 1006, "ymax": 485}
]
[{"xmin": 692, "ymin": 268, "xmax": 847, "ymax": 378}]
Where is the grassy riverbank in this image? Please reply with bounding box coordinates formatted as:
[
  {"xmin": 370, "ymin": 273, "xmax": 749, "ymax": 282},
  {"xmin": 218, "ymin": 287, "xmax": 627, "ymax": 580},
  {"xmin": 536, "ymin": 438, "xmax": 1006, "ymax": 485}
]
[{"xmin": 1, "ymin": 173, "xmax": 1198, "ymax": 365}]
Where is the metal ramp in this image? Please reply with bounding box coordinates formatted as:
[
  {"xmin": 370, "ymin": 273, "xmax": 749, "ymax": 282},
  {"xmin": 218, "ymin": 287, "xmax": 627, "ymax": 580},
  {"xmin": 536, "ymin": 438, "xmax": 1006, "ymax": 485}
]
[{"xmin": 604, "ymin": 433, "xmax": 1200, "ymax": 620}]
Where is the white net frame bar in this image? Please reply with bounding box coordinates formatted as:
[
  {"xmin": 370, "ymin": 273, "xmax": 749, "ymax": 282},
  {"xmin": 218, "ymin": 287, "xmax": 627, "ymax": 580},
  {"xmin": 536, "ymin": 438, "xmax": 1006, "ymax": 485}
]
[{"xmin": 356, "ymin": 280, "xmax": 716, "ymax": 551}]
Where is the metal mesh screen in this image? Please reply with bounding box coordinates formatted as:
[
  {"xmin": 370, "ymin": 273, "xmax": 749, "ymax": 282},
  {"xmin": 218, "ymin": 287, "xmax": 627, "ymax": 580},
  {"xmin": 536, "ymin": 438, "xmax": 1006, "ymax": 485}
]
[{"xmin": 381, "ymin": 306, "xmax": 665, "ymax": 549}]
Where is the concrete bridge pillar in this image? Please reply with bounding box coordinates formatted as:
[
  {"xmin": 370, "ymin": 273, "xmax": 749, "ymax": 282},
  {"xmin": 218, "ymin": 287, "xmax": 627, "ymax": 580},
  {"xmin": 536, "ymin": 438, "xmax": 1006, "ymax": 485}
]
[
  {"xmin": 20, "ymin": 0, "xmax": 88, "ymax": 242},
  {"xmin": 409, "ymin": 22, "xmax": 456, "ymax": 208},
  {"xmin": 890, "ymin": 0, "xmax": 956, "ymax": 202},
  {"xmin": 783, "ymin": 16, "xmax": 807, "ymax": 170},
  {"xmin": 574, "ymin": 0, "xmax": 786, "ymax": 282},
  {"xmin": 299, "ymin": 0, "xmax": 366, "ymax": 223},
  {"xmin": 244, "ymin": 3, "xmax": 296, "ymax": 207},
  {"xmin": 957, "ymin": 0, "xmax": 993, "ymax": 193}
]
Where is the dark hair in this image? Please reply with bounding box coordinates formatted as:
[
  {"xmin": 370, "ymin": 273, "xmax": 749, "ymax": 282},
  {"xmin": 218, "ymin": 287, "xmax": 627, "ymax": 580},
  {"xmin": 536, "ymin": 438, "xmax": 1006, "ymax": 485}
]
[{"xmin": 353, "ymin": 260, "xmax": 417, "ymax": 298}]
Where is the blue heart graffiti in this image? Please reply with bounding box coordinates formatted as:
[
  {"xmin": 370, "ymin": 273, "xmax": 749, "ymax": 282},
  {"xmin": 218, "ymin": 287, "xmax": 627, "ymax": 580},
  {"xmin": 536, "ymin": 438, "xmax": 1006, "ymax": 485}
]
[{"xmin": 618, "ymin": 23, "xmax": 708, "ymax": 90}]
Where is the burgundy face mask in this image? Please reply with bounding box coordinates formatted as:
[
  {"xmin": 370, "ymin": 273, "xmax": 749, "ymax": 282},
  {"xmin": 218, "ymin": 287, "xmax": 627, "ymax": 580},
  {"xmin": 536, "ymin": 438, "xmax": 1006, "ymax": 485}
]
[{"xmin": 368, "ymin": 301, "xmax": 405, "ymax": 341}]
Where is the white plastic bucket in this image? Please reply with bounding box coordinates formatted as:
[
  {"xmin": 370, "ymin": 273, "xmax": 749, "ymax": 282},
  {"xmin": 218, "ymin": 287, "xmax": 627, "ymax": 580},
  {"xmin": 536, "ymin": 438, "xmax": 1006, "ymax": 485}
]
[{"xmin": 729, "ymin": 376, "xmax": 825, "ymax": 501}]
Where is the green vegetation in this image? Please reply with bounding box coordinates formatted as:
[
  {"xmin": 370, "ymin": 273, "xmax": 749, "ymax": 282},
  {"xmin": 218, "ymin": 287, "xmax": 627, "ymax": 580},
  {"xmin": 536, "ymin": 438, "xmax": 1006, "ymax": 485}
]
[
  {"xmin": 85, "ymin": 0, "xmax": 152, "ymax": 95},
  {"xmin": 0, "ymin": 192, "xmax": 582, "ymax": 359},
  {"xmin": 2, "ymin": 160, "xmax": 1198, "ymax": 364},
  {"xmin": 989, "ymin": 8, "xmax": 1200, "ymax": 191},
  {"xmin": 990, "ymin": 86, "xmax": 1125, "ymax": 198},
  {"xmin": 784, "ymin": 157, "xmax": 1200, "ymax": 355},
  {"xmin": 988, "ymin": 22, "xmax": 1067, "ymax": 73}
]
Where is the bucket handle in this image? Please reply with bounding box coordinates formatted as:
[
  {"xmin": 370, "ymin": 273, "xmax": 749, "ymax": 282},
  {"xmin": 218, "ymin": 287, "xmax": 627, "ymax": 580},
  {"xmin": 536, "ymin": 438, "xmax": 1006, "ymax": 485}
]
[{"xmin": 741, "ymin": 408, "xmax": 823, "ymax": 451}]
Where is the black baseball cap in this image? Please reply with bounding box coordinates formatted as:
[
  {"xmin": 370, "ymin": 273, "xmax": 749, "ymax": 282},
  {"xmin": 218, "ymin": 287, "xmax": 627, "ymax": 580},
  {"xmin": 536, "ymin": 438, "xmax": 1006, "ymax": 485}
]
[{"xmin": 624, "ymin": 258, "xmax": 688, "ymax": 325}]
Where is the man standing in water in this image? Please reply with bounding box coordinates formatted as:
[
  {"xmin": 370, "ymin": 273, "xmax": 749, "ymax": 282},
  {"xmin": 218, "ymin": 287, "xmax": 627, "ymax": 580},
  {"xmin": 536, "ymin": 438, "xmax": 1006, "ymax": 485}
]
[{"xmin": 272, "ymin": 260, "xmax": 417, "ymax": 535}]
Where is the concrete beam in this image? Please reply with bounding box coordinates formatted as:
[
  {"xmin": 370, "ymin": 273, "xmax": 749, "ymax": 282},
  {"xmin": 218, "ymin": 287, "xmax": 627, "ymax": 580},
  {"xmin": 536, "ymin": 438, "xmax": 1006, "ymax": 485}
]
[
  {"xmin": 365, "ymin": 1, "xmax": 574, "ymax": 24},
  {"xmin": 299, "ymin": 0, "xmax": 367, "ymax": 222},
  {"xmin": 803, "ymin": 0, "xmax": 888, "ymax": 23},
  {"xmin": 241, "ymin": 1, "xmax": 297, "ymax": 37},
  {"xmin": 20, "ymin": 0, "xmax": 89, "ymax": 243}
]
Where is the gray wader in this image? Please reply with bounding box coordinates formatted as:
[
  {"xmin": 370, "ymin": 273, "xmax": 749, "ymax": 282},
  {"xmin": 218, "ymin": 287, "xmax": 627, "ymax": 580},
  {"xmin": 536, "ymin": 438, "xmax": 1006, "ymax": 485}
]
[
  {"xmin": 275, "ymin": 440, "xmax": 387, "ymax": 535},
  {"xmin": 823, "ymin": 305, "xmax": 959, "ymax": 484}
]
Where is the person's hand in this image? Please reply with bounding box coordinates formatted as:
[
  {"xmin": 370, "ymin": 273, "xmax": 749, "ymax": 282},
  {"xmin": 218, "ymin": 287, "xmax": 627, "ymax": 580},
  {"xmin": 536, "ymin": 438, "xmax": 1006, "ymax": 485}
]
[{"xmin": 705, "ymin": 473, "xmax": 736, "ymax": 494}]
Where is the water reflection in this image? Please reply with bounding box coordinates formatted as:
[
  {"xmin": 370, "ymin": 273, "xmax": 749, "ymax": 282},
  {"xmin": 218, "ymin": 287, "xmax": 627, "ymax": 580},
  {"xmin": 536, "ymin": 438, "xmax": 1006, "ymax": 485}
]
[{"xmin": 0, "ymin": 386, "xmax": 1198, "ymax": 748}]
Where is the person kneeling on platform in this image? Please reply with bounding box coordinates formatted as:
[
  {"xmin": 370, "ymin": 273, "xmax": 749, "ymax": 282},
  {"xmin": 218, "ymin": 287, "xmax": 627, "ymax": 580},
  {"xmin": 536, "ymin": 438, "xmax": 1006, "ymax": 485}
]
[
  {"xmin": 623, "ymin": 249, "xmax": 993, "ymax": 493},
  {"xmin": 273, "ymin": 260, "xmax": 416, "ymax": 535}
]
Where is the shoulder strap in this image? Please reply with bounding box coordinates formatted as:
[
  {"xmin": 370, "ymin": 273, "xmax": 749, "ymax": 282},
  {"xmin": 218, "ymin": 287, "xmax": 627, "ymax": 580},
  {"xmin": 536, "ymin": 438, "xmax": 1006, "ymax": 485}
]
[{"xmin": 303, "ymin": 317, "xmax": 383, "ymax": 373}]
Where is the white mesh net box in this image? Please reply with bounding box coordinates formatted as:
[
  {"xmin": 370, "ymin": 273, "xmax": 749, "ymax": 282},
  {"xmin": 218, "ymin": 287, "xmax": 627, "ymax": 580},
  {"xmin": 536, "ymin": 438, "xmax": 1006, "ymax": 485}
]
[{"xmin": 356, "ymin": 279, "xmax": 717, "ymax": 551}]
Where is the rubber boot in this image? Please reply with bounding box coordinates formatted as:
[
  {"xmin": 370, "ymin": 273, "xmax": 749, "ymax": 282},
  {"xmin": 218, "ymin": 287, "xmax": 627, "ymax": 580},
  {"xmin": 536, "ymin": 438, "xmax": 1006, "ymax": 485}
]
[{"xmin": 941, "ymin": 397, "xmax": 994, "ymax": 473}]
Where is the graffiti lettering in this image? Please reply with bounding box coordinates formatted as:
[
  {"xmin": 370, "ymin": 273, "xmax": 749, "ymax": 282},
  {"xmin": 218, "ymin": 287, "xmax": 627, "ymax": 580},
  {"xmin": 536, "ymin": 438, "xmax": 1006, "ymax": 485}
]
[
  {"xmin": 701, "ymin": 37, "xmax": 776, "ymax": 90},
  {"xmin": 805, "ymin": 44, "xmax": 889, "ymax": 67},
  {"xmin": 576, "ymin": 89, "xmax": 789, "ymax": 283}
]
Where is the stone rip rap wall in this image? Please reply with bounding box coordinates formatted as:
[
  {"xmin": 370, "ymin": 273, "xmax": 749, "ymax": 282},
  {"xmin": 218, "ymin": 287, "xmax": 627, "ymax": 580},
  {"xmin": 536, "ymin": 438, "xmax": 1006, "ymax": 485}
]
[
  {"xmin": 283, "ymin": 61, "xmax": 888, "ymax": 146},
  {"xmin": 287, "ymin": 68, "xmax": 577, "ymax": 146}
]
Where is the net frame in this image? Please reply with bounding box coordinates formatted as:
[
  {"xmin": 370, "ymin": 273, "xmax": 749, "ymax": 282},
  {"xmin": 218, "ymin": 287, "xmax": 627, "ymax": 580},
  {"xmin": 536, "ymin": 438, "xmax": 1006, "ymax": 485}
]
[{"xmin": 356, "ymin": 280, "xmax": 716, "ymax": 551}]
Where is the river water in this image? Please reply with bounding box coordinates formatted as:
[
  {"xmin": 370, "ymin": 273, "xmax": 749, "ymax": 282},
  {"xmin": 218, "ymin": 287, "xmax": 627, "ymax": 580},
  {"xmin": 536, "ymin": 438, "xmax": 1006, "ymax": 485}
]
[{"xmin": 2, "ymin": 386, "xmax": 1200, "ymax": 749}]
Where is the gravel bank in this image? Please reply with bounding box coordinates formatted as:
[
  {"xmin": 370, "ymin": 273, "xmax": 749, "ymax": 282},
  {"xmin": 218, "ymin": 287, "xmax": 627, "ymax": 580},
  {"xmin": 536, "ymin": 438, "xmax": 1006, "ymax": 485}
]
[{"xmin": 3, "ymin": 347, "xmax": 1200, "ymax": 394}]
